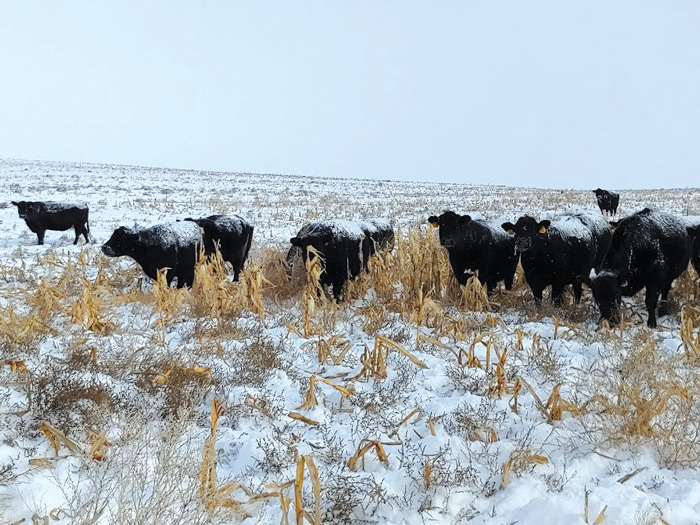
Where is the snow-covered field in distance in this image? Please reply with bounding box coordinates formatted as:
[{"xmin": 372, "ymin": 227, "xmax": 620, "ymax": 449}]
[{"xmin": 1, "ymin": 158, "xmax": 700, "ymax": 524}]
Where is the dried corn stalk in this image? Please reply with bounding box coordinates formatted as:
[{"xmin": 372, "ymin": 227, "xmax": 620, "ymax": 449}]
[
  {"xmin": 348, "ymin": 440, "xmax": 391, "ymax": 471},
  {"xmin": 299, "ymin": 375, "xmax": 352, "ymax": 409},
  {"xmin": 38, "ymin": 421, "xmax": 82, "ymax": 456}
]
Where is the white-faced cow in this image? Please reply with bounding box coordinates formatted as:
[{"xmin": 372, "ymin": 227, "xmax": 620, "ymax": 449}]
[
  {"xmin": 184, "ymin": 215, "xmax": 254, "ymax": 281},
  {"xmin": 428, "ymin": 211, "xmax": 518, "ymax": 293},
  {"xmin": 590, "ymin": 208, "xmax": 691, "ymax": 328},
  {"xmin": 12, "ymin": 200, "xmax": 91, "ymax": 245},
  {"xmin": 102, "ymin": 222, "xmax": 202, "ymax": 288},
  {"xmin": 593, "ymin": 189, "xmax": 620, "ymax": 216}
]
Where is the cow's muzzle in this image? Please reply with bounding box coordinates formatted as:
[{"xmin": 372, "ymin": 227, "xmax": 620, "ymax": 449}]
[{"xmin": 101, "ymin": 244, "xmax": 115, "ymax": 256}]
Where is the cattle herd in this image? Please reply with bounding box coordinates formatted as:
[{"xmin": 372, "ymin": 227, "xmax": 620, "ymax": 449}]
[{"xmin": 10, "ymin": 191, "xmax": 700, "ymax": 328}]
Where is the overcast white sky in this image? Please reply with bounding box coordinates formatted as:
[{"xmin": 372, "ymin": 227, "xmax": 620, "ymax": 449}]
[{"xmin": 1, "ymin": 2, "xmax": 699, "ymax": 189}]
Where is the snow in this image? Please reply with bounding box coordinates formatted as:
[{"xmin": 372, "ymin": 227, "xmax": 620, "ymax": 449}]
[
  {"xmin": 550, "ymin": 215, "xmax": 594, "ymax": 241},
  {"xmin": 303, "ymin": 219, "xmax": 368, "ymax": 240},
  {"xmin": 135, "ymin": 221, "xmax": 203, "ymax": 249},
  {"xmin": 40, "ymin": 201, "xmax": 88, "ymax": 213},
  {"xmin": 1, "ymin": 159, "xmax": 700, "ymax": 524}
]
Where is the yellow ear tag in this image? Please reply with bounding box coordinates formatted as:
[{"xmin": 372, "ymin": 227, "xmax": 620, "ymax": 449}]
[
  {"xmin": 430, "ymin": 222, "xmax": 439, "ymax": 229},
  {"xmin": 539, "ymin": 226, "xmax": 547, "ymax": 234},
  {"xmin": 507, "ymin": 229, "xmax": 514, "ymax": 235}
]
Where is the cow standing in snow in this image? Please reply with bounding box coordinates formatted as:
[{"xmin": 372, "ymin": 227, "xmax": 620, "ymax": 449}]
[
  {"xmin": 12, "ymin": 200, "xmax": 91, "ymax": 245},
  {"xmin": 590, "ymin": 208, "xmax": 691, "ymax": 328},
  {"xmin": 185, "ymin": 214, "xmax": 254, "ymax": 281},
  {"xmin": 593, "ymin": 189, "xmax": 620, "ymax": 216},
  {"xmin": 102, "ymin": 221, "xmax": 202, "ymax": 288},
  {"xmin": 501, "ymin": 214, "xmax": 600, "ymax": 305},
  {"xmin": 428, "ymin": 211, "xmax": 518, "ymax": 292},
  {"xmin": 288, "ymin": 218, "xmax": 394, "ymax": 300}
]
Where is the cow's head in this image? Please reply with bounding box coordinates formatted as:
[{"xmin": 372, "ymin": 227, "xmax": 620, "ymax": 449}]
[
  {"xmin": 688, "ymin": 226, "xmax": 700, "ymax": 239},
  {"xmin": 428, "ymin": 211, "xmax": 472, "ymax": 248},
  {"xmin": 593, "ymin": 188, "xmax": 605, "ymax": 196},
  {"xmin": 501, "ymin": 216, "xmax": 550, "ymax": 252},
  {"xmin": 102, "ymin": 226, "xmax": 138, "ymax": 257},
  {"xmin": 590, "ymin": 270, "xmax": 626, "ymax": 324},
  {"xmin": 12, "ymin": 201, "xmax": 37, "ymax": 219}
]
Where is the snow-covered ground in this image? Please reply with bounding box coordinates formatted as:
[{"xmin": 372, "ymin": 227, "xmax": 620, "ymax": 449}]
[{"xmin": 1, "ymin": 158, "xmax": 700, "ymax": 524}]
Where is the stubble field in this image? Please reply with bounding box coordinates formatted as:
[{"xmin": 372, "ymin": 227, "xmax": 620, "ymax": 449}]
[{"xmin": 1, "ymin": 158, "xmax": 700, "ymax": 524}]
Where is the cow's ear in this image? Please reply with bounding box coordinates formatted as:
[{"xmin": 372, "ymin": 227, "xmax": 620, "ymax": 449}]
[
  {"xmin": 290, "ymin": 236, "xmax": 302, "ymax": 246},
  {"xmin": 538, "ymin": 220, "xmax": 551, "ymax": 234},
  {"xmin": 11, "ymin": 201, "xmax": 18, "ymax": 206},
  {"xmin": 460, "ymin": 214, "xmax": 472, "ymax": 225},
  {"xmin": 501, "ymin": 222, "xmax": 515, "ymax": 234},
  {"xmin": 428, "ymin": 216, "xmax": 439, "ymax": 227}
]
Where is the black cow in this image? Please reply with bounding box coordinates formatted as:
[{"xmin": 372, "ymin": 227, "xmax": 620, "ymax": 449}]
[
  {"xmin": 569, "ymin": 212, "xmax": 613, "ymax": 272},
  {"xmin": 360, "ymin": 218, "xmax": 395, "ymax": 256},
  {"xmin": 428, "ymin": 211, "xmax": 518, "ymax": 292},
  {"xmin": 185, "ymin": 215, "xmax": 254, "ymax": 281},
  {"xmin": 594, "ymin": 189, "xmax": 620, "ymax": 216},
  {"xmin": 590, "ymin": 208, "xmax": 691, "ymax": 328},
  {"xmin": 689, "ymin": 226, "xmax": 700, "ymax": 276},
  {"xmin": 501, "ymin": 214, "xmax": 598, "ymax": 305},
  {"xmin": 102, "ymin": 221, "xmax": 202, "ymax": 288},
  {"xmin": 288, "ymin": 219, "xmax": 393, "ymax": 300},
  {"xmin": 12, "ymin": 200, "xmax": 91, "ymax": 245}
]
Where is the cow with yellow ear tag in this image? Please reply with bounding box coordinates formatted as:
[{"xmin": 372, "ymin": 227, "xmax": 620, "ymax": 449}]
[
  {"xmin": 428, "ymin": 211, "xmax": 518, "ymax": 293},
  {"xmin": 502, "ymin": 214, "xmax": 601, "ymax": 306}
]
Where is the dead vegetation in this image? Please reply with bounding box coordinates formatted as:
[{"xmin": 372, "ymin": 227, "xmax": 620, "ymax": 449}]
[{"xmin": 2, "ymin": 188, "xmax": 700, "ymax": 523}]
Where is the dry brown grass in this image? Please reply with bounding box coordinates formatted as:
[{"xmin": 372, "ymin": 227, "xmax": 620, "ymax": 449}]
[{"xmin": 588, "ymin": 337, "xmax": 700, "ymax": 467}]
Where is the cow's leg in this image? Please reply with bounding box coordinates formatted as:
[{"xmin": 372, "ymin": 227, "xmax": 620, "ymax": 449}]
[
  {"xmin": 178, "ymin": 269, "xmax": 195, "ymax": 289},
  {"xmin": 36, "ymin": 229, "xmax": 46, "ymax": 245},
  {"xmin": 657, "ymin": 282, "xmax": 673, "ymax": 317},
  {"xmin": 573, "ymin": 278, "xmax": 583, "ymax": 304},
  {"xmin": 550, "ymin": 275, "xmax": 565, "ymax": 306},
  {"xmin": 531, "ymin": 286, "xmax": 544, "ymax": 306},
  {"xmin": 645, "ymin": 285, "xmax": 660, "ymax": 328},
  {"xmin": 331, "ymin": 274, "xmax": 346, "ymax": 302},
  {"xmin": 73, "ymin": 226, "xmax": 81, "ymax": 245}
]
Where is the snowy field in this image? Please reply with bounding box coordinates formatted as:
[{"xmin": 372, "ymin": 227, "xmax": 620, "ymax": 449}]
[{"xmin": 1, "ymin": 158, "xmax": 700, "ymax": 524}]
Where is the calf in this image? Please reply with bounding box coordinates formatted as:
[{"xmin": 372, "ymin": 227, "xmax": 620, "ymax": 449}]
[
  {"xmin": 288, "ymin": 219, "xmax": 393, "ymax": 300},
  {"xmin": 501, "ymin": 215, "xmax": 597, "ymax": 305},
  {"xmin": 590, "ymin": 208, "xmax": 691, "ymax": 328},
  {"xmin": 593, "ymin": 189, "xmax": 620, "ymax": 216},
  {"xmin": 12, "ymin": 200, "xmax": 91, "ymax": 245},
  {"xmin": 185, "ymin": 215, "xmax": 254, "ymax": 281},
  {"xmin": 102, "ymin": 221, "xmax": 202, "ymax": 288},
  {"xmin": 428, "ymin": 211, "xmax": 518, "ymax": 292}
]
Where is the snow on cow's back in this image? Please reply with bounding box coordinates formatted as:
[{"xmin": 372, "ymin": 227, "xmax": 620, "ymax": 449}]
[
  {"xmin": 365, "ymin": 218, "xmax": 393, "ymax": 232},
  {"xmin": 570, "ymin": 212, "xmax": 611, "ymax": 238},
  {"xmin": 42, "ymin": 201, "xmax": 88, "ymax": 212},
  {"xmin": 140, "ymin": 221, "xmax": 202, "ymax": 249},
  {"xmin": 208, "ymin": 214, "xmax": 250, "ymax": 235},
  {"xmin": 633, "ymin": 208, "xmax": 688, "ymax": 238},
  {"xmin": 478, "ymin": 219, "xmax": 511, "ymax": 240},
  {"xmin": 550, "ymin": 215, "xmax": 593, "ymax": 241},
  {"xmin": 307, "ymin": 219, "xmax": 366, "ymax": 240}
]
